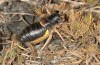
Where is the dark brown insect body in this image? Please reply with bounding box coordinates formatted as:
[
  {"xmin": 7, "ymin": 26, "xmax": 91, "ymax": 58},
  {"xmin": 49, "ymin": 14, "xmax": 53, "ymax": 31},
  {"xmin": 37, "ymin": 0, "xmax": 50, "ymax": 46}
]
[{"xmin": 19, "ymin": 13, "xmax": 60, "ymax": 43}]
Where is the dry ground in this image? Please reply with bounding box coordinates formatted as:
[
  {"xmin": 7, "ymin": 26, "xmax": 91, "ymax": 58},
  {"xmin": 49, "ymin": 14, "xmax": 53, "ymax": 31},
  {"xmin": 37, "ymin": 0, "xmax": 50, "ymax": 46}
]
[{"xmin": 0, "ymin": 0, "xmax": 100, "ymax": 65}]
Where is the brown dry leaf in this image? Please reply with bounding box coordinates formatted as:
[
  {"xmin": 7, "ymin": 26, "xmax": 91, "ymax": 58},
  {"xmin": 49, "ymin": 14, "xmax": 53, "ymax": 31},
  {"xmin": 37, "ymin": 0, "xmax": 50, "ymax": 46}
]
[
  {"xmin": 35, "ymin": 8, "xmax": 44, "ymax": 15},
  {"xmin": 59, "ymin": 2, "xmax": 66, "ymax": 13},
  {"xmin": 59, "ymin": 2, "xmax": 66, "ymax": 9},
  {"xmin": 60, "ymin": 22, "xmax": 74, "ymax": 36},
  {"xmin": 45, "ymin": 2, "xmax": 68, "ymax": 13}
]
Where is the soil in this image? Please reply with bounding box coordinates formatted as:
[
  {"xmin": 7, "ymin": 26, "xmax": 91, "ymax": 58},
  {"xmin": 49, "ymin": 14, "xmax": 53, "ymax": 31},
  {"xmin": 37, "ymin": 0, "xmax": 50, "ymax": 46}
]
[{"xmin": 0, "ymin": 0, "xmax": 100, "ymax": 65}]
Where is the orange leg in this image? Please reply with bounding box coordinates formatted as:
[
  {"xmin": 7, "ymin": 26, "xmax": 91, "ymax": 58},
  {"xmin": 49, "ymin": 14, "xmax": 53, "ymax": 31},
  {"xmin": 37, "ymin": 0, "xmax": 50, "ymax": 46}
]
[{"xmin": 38, "ymin": 30, "xmax": 53, "ymax": 57}]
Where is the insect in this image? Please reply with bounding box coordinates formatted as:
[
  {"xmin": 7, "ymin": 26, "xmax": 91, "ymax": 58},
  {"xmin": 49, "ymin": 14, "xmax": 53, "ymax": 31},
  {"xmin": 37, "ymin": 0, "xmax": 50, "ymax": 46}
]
[{"xmin": 18, "ymin": 13, "xmax": 61, "ymax": 44}]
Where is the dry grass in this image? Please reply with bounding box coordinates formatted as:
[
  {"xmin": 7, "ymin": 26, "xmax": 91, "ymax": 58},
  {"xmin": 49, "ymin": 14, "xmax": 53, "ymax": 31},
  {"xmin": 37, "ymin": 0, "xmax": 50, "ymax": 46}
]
[{"xmin": 0, "ymin": 0, "xmax": 100, "ymax": 65}]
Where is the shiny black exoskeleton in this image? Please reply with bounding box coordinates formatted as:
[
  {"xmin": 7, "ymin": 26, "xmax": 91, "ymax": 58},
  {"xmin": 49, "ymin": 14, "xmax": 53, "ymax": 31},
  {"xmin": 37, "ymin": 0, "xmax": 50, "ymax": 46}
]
[{"xmin": 19, "ymin": 13, "xmax": 61, "ymax": 43}]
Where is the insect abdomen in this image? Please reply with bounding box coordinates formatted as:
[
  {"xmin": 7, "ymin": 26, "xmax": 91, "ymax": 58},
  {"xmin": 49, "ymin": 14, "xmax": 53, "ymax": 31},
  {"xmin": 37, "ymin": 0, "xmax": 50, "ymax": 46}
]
[{"xmin": 19, "ymin": 22, "xmax": 47, "ymax": 42}]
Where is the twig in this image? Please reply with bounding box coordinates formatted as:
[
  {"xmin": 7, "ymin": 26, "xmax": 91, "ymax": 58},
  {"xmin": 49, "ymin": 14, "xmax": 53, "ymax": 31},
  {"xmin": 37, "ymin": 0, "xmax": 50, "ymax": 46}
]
[
  {"xmin": 27, "ymin": 43, "xmax": 37, "ymax": 58},
  {"xmin": 62, "ymin": 0, "xmax": 86, "ymax": 6},
  {"xmin": 54, "ymin": 29, "xmax": 65, "ymax": 42},
  {"xmin": 85, "ymin": 6, "xmax": 100, "ymax": 14},
  {"xmin": 1, "ymin": 12, "xmax": 35, "ymax": 16},
  {"xmin": 15, "ymin": 43, "xmax": 28, "ymax": 52}
]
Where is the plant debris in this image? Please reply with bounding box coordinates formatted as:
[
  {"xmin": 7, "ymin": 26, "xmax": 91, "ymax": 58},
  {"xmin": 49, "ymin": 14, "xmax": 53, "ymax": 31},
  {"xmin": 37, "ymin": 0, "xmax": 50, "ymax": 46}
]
[{"xmin": 0, "ymin": 0, "xmax": 100, "ymax": 65}]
